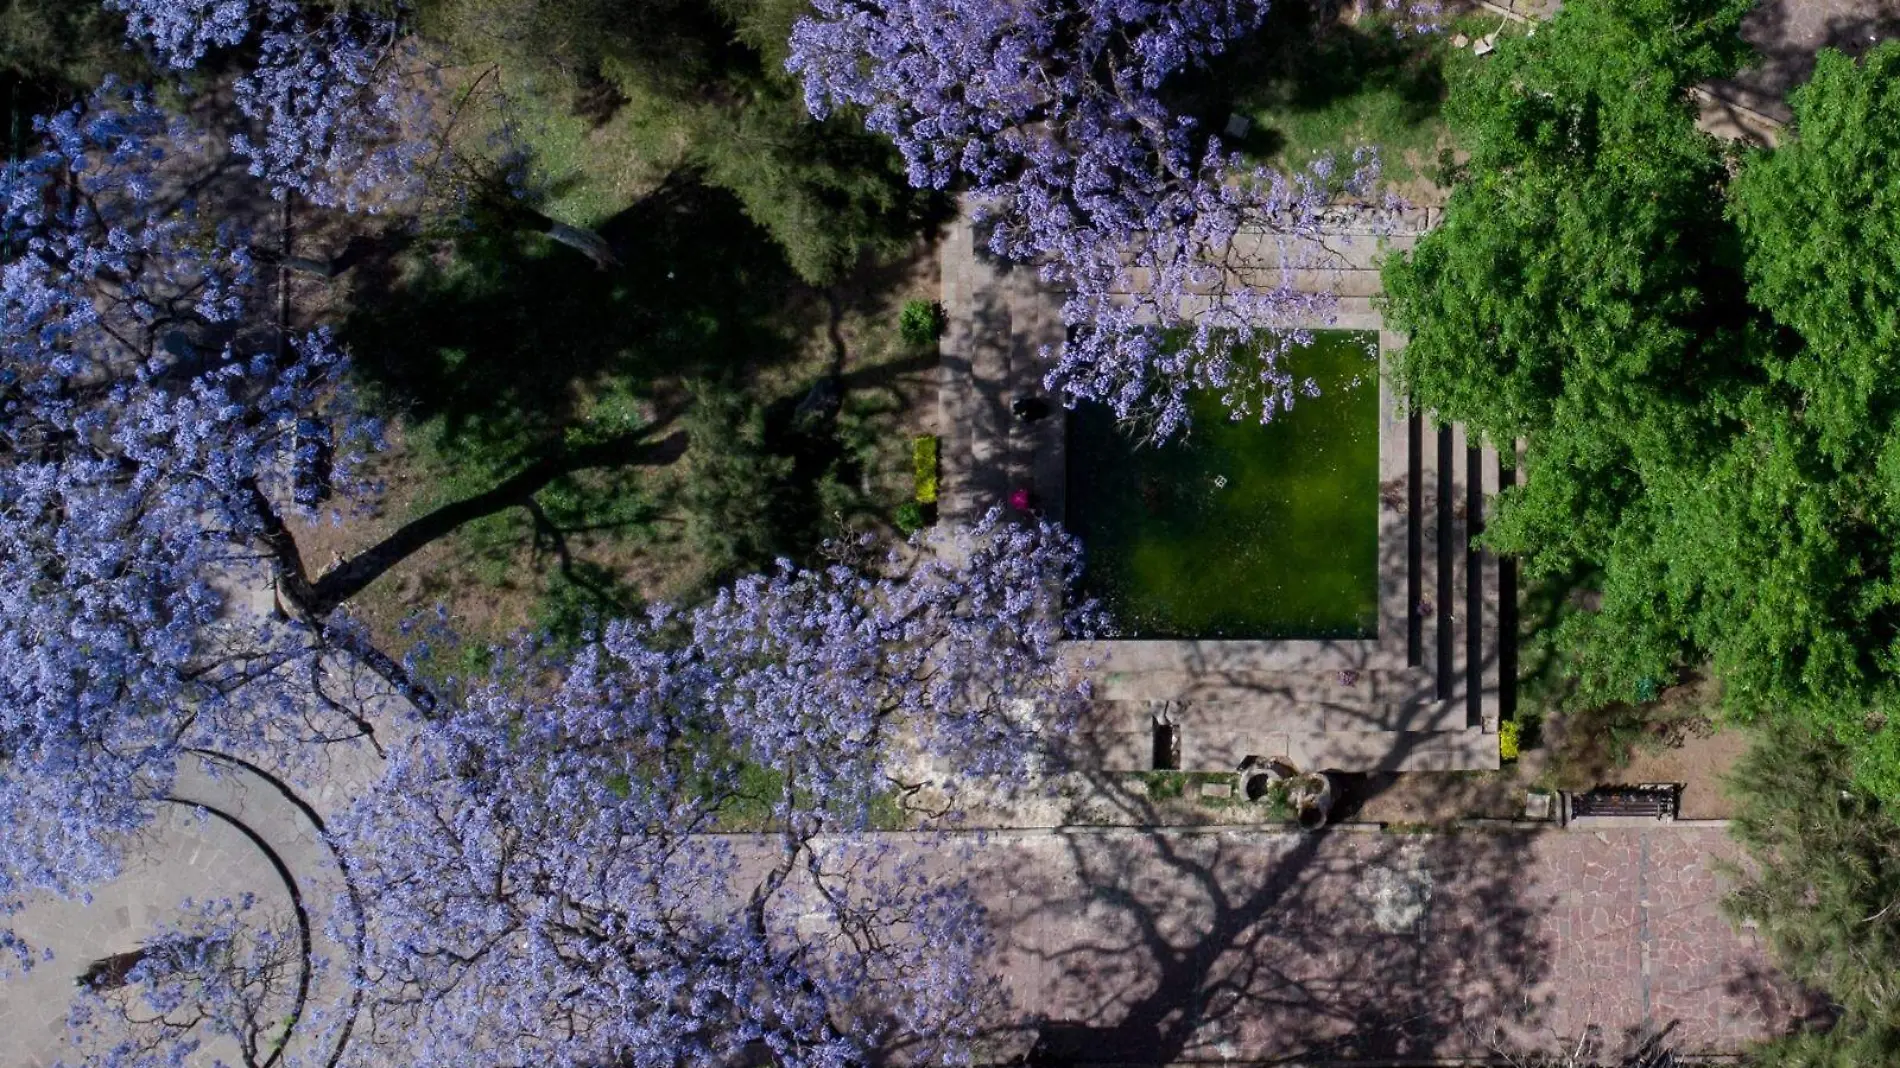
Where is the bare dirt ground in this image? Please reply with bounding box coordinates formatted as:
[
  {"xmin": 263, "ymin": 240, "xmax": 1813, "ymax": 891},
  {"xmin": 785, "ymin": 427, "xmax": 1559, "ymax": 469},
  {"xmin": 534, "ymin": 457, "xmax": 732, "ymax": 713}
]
[
  {"xmin": 1321, "ymin": 722, "xmax": 1751, "ymax": 825},
  {"xmin": 1595, "ymin": 727, "xmax": 1751, "ymax": 819},
  {"xmin": 287, "ymin": 231, "xmax": 942, "ymax": 652}
]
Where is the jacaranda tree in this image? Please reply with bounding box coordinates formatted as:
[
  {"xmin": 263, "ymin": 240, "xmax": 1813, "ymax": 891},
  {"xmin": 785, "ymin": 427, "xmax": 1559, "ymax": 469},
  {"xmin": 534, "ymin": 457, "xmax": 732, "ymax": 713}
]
[
  {"xmin": 332, "ymin": 512, "xmax": 1096, "ymax": 1067},
  {"xmin": 0, "ymin": 86, "xmax": 675, "ymax": 957},
  {"xmin": 5, "ymin": 7, "xmax": 1105, "ymax": 1064},
  {"xmin": 106, "ymin": 0, "xmax": 431, "ymax": 209},
  {"xmin": 0, "ymin": 96, "xmax": 389, "ymax": 931},
  {"xmin": 63, "ymin": 894, "xmax": 307, "ymax": 1068},
  {"xmin": 789, "ymin": 0, "xmax": 1396, "ymax": 438}
]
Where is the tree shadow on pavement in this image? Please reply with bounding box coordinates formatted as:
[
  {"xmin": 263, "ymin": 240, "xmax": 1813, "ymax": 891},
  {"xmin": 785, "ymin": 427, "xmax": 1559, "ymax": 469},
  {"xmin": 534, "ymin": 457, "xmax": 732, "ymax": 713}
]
[
  {"xmin": 975, "ymin": 817, "xmax": 1553, "ymax": 1065},
  {"xmin": 1708, "ymin": 1, "xmax": 1900, "ymax": 123}
]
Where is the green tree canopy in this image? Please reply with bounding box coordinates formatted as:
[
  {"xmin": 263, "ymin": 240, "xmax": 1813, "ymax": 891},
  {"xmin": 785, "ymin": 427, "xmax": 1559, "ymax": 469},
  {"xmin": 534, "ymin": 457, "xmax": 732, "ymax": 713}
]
[
  {"xmin": 1, "ymin": 0, "xmax": 137, "ymax": 97},
  {"xmin": 1727, "ymin": 725, "xmax": 1900, "ymax": 1060},
  {"xmin": 1382, "ymin": 3, "xmax": 1900, "ymax": 797},
  {"xmin": 419, "ymin": 0, "xmax": 934, "ymax": 283}
]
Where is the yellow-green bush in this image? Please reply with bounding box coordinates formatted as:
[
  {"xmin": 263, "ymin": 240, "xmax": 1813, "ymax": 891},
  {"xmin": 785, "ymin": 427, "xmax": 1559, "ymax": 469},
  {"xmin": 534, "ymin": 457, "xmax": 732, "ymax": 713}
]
[
  {"xmin": 912, "ymin": 435, "xmax": 938, "ymax": 504},
  {"xmin": 1499, "ymin": 720, "xmax": 1520, "ymax": 762}
]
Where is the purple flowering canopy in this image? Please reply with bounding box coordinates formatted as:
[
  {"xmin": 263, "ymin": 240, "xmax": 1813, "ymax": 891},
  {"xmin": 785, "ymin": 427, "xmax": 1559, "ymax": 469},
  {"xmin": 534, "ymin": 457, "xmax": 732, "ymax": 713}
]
[
  {"xmin": 789, "ymin": 0, "xmax": 1394, "ymax": 438},
  {"xmin": 105, "ymin": 0, "xmax": 430, "ymax": 209},
  {"xmin": 0, "ymin": 98, "xmax": 383, "ymax": 937},
  {"xmin": 0, "ymin": 6, "xmax": 1113, "ymax": 1058},
  {"xmin": 336, "ymin": 513, "xmax": 1095, "ymax": 1066},
  {"xmin": 63, "ymin": 894, "xmax": 306, "ymax": 1068}
]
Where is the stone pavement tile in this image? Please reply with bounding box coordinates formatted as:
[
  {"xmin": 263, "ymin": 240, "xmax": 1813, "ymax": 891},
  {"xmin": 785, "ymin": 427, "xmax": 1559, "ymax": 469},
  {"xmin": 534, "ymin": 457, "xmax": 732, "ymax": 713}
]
[
  {"xmin": 0, "ymin": 809, "xmax": 294, "ymax": 1068},
  {"xmin": 1645, "ymin": 831, "xmax": 1809, "ymax": 1051},
  {"xmin": 826, "ymin": 825, "xmax": 1808, "ymax": 1063}
]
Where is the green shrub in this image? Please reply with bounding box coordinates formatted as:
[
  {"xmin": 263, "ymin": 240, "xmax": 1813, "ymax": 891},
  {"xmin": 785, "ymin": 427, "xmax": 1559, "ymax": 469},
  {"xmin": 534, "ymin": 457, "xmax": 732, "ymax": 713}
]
[
  {"xmin": 681, "ymin": 381, "xmax": 793, "ymax": 580},
  {"xmin": 533, "ymin": 560, "xmax": 643, "ymax": 651},
  {"xmin": 893, "ymin": 500, "xmax": 926, "ymax": 534},
  {"xmin": 911, "ymin": 435, "xmax": 939, "ymax": 504},
  {"xmin": 898, "ymin": 299, "xmax": 944, "ymax": 346},
  {"xmin": 1499, "ymin": 720, "xmax": 1521, "ymax": 762}
]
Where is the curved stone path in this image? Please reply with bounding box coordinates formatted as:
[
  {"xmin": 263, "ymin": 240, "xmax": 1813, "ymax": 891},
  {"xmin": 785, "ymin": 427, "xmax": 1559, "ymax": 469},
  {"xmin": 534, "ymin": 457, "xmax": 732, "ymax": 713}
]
[{"xmin": 0, "ymin": 751, "xmax": 360, "ymax": 1068}]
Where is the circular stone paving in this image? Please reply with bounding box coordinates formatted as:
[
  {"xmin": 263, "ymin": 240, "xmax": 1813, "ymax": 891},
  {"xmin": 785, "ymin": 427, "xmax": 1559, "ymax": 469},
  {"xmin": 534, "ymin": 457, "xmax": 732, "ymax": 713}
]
[{"xmin": 0, "ymin": 800, "xmax": 302, "ymax": 1068}]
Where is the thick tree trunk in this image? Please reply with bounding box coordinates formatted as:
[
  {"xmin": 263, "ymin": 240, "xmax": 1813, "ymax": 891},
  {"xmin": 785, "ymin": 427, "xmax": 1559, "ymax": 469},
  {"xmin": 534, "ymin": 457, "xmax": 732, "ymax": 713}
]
[
  {"xmin": 490, "ymin": 196, "xmax": 621, "ymax": 270},
  {"xmin": 300, "ymin": 424, "xmax": 686, "ymax": 617},
  {"xmin": 539, "ymin": 219, "xmax": 621, "ymax": 271}
]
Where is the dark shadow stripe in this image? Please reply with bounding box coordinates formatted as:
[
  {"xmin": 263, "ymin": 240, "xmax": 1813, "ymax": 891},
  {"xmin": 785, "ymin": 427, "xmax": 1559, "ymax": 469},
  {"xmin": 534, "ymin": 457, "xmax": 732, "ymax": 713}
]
[
  {"xmin": 159, "ymin": 796, "xmax": 310, "ymax": 1068},
  {"xmin": 184, "ymin": 749, "xmax": 366, "ymax": 1068},
  {"xmin": 1407, "ymin": 407, "xmax": 1422, "ymax": 667},
  {"xmin": 1436, "ymin": 424, "xmax": 1454, "ymax": 699},
  {"xmin": 1499, "ymin": 459, "xmax": 1519, "ymax": 721}
]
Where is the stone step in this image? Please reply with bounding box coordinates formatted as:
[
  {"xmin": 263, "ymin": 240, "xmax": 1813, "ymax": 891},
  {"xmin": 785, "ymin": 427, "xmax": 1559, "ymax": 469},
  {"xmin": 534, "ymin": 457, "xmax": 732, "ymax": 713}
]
[
  {"xmin": 1118, "ymin": 724, "xmax": 1501, "ymax": 773},
  {"xmin": 1095, "ymin": 665, "xmax": 1434, "ymax": 703},
  {"xmin": 1219, "ymin": 231, "xmax": 1419, "ymax": 273},
  {"xmin": 1375, "ymin": 368, "xmax": 1412, "ymax": 668},
  {"xmin": 1293, "ymin": 727, "xmax": 1502, "ymax": 773},
  {"xmin": 1079, "ymin": 638, "xmax": 1403, "ymax": 680},
  {"xmin": 1449, "ymin": 423, "xmax": 1472, "ymax": 718},
  {"xmin": 1308, "ymin": 207, "xmax": 1441, "ymax": 234},
  {"xmin": 1474, "ymin": 441, "xmax": 1502, "ymax": 732},
  {"xmin": 1060, "ymin": 723, "xmax": 1159, "ymax": 770},
  {"xmin": 1081, "ymin": 674, "xmax": 1468, "ymax": 733},
  {"xmin": 1428, "ymin": 412, "xmax": 1451, "ymax": 695}
]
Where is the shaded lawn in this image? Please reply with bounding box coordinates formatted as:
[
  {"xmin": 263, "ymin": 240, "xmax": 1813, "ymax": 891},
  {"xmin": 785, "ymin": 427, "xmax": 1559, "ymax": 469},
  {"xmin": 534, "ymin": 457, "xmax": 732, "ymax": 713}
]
[
  {"xmin": 344, "ymin": 173, "xmax": 803, "ymax": 468},
  {"xmin": 334, "ymin": 174, "xmax": 939, "ymax": 648},
  {"xmin": 1179, "ymin": 7, "xmax": 1527, "ymax": 184}
]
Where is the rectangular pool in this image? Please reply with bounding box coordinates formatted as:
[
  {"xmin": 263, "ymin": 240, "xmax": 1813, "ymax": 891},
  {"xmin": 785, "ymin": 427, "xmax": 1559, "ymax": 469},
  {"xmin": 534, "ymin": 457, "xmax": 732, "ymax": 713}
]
[{"xmin": 1065, "ymin": 330, "xmax": 1380, "ymax": 640}]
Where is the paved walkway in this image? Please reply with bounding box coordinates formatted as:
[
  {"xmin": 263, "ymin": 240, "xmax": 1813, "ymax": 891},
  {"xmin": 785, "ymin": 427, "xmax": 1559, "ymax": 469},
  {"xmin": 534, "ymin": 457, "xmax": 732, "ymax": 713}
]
[
  {"xmin": 940, "ymin": 207, "xmax": 1510, "ymax": 776},
  {"xmin": 0, "ymin": 749, "xmax": 364, "ymax": 1068},
  {"xmin": 1712, "ymin": 0, "xmax": 1900, "ymax": 123},
  {"xmin": 783, "ymin": 825, "xmax": 1811, "ymax": 1065},
  {"xmin": 1478, "ymin": 0, "xmax": 1899, "ymax": 141},
  {"xmin": 0, "ymin": 798, "xmax": 298, "ymax": 1068}
]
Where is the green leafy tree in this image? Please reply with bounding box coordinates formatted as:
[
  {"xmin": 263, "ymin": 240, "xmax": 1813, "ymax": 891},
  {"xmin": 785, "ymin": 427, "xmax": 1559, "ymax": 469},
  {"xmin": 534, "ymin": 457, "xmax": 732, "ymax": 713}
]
[
  {"xmin": 1383, "ymin": 3, "xmax": 1900, "ymax": 796},
  {"xmin": 1727, "ymin": 725, "xmax": 1900, "ymax": 1061},
  {"xmin": 684, "ymin": 75, "xmax": 928, "ymax": 284},
  {"xmin": 1750, "ymin": 1026, "xmax": 1900, "ymax": 1068},
  {"xmin": 419, "ymin": 0, "xmax": 931, "ymax": 283},
  {"xmin": 1713, "ymin": 40, "xmax": 1900, "ymax": 801},
  {"xmin": 1, "ymin": 0, "xmax": 140, "ymax": 97},
  {"xmin": 1383, "ymin": 0, "xmax": 1756, "ymax": 704},
  {"xmin": 1731, "ymin": 46, "xmax": 1900, "ymax": 464}
]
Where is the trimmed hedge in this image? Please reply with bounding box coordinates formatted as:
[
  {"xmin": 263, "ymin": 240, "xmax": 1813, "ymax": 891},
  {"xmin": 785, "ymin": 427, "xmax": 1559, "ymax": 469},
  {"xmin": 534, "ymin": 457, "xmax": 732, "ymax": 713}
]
[
  {"xmin": 1498, "ymin": 720, "xmax": 1520, "ymax": 762},
  {"xmin": 912, "ymin": 435, "xmax": 938, "ymax": 504}
]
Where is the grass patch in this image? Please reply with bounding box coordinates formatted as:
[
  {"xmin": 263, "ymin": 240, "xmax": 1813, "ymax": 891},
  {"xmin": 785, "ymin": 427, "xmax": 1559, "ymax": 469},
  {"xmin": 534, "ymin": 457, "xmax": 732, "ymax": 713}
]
[
  {"xmin": 1129, "ymin": 771, "xmax": 1294, "ymax": 819},
  {"xmin": 442, "ymin": 62, "xmax": 688, "ymax": 230},
  {"xmin": 1067, "ymin": 330, "xmax": 1380, "ymax": 640},
  {"xmin": 1182, "ymin": 10, "xmax": 1529, "ymax": 185},
  {"xmin": 338, "ymin": 173, "xmax": 930, "ymax": 634}
]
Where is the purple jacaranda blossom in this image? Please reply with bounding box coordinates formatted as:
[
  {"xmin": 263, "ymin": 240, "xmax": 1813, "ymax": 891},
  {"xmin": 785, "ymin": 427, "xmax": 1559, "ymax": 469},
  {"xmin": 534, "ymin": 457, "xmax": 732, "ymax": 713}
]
[
  {"xmin": 0, "ymin": 95, "xmax": 384, "ymax": 949},
  {"xmin": 106, "ymin": 0, "xmax": 433, "ymax": 210},
  {"xmin": 790, "ymin": 0, "xmax": 1399, "ymax": 438},
  {"xmin": 332, "ymin": 510, "xmax": 1098, "ymax": 1066}
]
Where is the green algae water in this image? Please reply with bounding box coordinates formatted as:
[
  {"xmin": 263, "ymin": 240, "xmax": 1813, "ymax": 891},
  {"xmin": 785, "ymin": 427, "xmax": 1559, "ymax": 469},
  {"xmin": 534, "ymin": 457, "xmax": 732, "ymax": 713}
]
[{"xmin": 1066, "ymin": 330, "xmax": 1380, "ymax": 640}]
